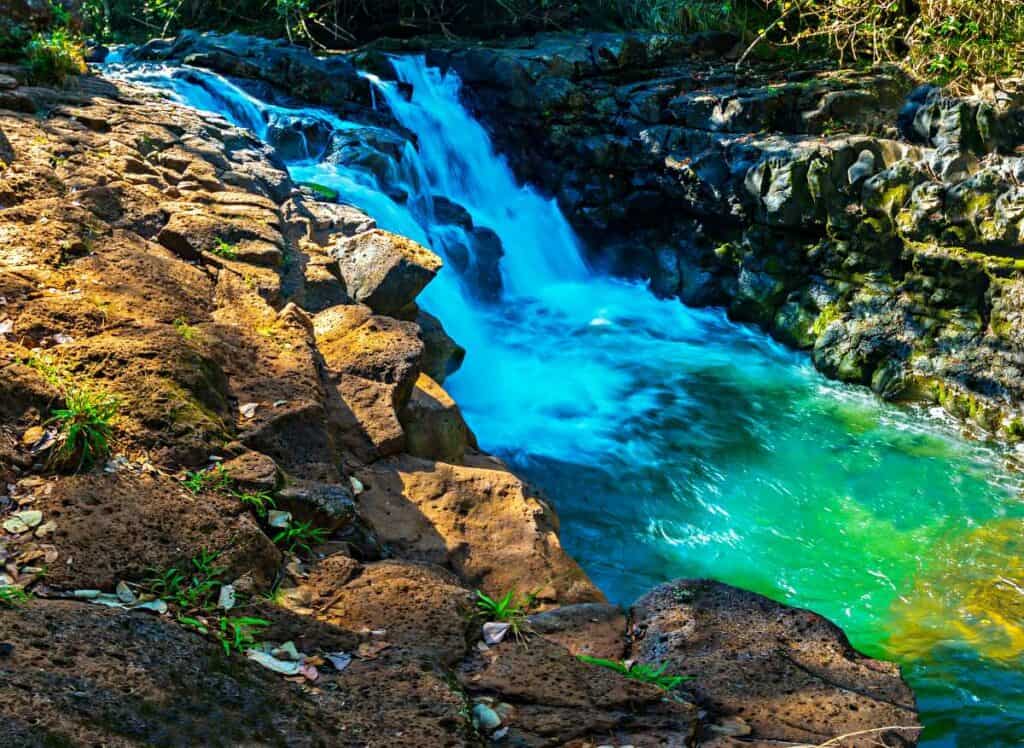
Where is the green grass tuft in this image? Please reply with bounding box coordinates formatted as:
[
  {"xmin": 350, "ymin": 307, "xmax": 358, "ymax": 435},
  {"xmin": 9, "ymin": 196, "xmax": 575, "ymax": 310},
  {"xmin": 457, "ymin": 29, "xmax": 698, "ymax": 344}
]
[
  {"xmin": 47, "ymin": 387, "xmax": 118, "ymax": 471},
  {"xmin": 577, "ymin": 655, "xmax": 691, "ymax": 691},
  {"xmin": 0, "ymin": 585, "xmax": 31, "ymax": 607},
  {"xmin": 273, "ymin": 519, "xmax": 328, "ymax": 555}
]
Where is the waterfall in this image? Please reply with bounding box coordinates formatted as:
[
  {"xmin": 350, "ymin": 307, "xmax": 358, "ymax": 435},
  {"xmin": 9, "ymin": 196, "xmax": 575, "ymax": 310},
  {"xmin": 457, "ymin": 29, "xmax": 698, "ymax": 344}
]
[{"xmin": 102, "ymin": 55, "xmax": 1024, "ymax": 742}]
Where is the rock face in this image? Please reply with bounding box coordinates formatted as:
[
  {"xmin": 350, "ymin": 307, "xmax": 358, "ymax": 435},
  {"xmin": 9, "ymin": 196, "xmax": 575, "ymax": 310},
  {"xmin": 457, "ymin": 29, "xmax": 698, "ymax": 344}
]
[
  {"xmin": 434, "ymin": 32, "xmax": 1024, "ymax": 439},
  {"xmin": 0, "ymin": 44, "xmax": 918, "ymax": 746},
  {"xmin": 633, "ymin": 580, "xmax": 920, "ymax": 747}
]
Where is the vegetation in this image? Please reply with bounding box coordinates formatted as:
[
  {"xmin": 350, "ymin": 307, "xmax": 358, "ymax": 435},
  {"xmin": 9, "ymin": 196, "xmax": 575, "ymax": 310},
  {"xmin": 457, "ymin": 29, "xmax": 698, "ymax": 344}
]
[
  {"xmin": 47, "ymin": 387, "xmax": 119, "ymax": 471},
  {"xmin": 475, "ymin": 588, "xmax": 537, "ymax": 639},
  {"xmin": 145, "ymin": 551, "xmax": 270, "ymax": 656},
  {"xmin": 0, "ymin": 585, "xmax": 31, "ymax": 607},
  {"xmin": 181, "ymin": 464, "xmax": 233, "ymax": 493},
  {"xmin": 272, "ymin": 519, "xmax": 328, "ymax": 555},
  {"xmin": 26, "ymin": 28, "xmax": 87, "ymax": 84},
  {"xmin": 211, "ymin": 238, "xmax": 239, "ymax": 260},
  {"xmin": 576, "ymin": 655, "xmax": 691, "ymax": 691},
  {"xmin": 235, "ymin": 489, "xmax": 276, "ymax": 517}
]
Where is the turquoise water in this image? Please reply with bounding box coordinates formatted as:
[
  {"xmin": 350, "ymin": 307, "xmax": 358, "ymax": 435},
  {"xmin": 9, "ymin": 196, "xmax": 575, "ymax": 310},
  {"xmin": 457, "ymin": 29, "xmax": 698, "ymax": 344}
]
[{"xmin": 108, "ymin": 58, "xmax": 1024, "ymax": 745}]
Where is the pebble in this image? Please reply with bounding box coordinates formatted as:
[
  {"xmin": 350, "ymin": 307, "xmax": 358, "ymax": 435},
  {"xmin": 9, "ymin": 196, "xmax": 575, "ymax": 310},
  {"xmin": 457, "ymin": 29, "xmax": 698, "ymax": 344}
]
[{"xmin": 472, "ymin": 703, "xmax": 502, "ymax": 731}]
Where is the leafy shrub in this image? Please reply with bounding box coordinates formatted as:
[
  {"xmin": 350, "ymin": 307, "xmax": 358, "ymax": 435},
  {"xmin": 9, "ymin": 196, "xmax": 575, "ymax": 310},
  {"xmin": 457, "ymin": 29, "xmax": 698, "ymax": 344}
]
[{"xmin": 26, "ymin": 28, "xmax": 87, "ymax": 85}]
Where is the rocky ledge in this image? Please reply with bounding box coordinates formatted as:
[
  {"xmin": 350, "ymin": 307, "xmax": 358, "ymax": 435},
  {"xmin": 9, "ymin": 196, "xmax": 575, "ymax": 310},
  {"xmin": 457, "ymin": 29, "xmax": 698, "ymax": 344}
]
[
  {"xmin": 0, "ymin": 47, "xmax": 917, "ymax": 746},
  {"xmin": 411, "ymin": 32, "xmax": 1024, "ymax": 440}
]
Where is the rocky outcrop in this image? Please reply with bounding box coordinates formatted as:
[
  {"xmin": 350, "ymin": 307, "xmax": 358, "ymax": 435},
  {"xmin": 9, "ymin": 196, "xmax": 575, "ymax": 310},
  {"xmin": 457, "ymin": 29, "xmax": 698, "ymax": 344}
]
[
  {"xmin": 430, "ymin": 32, "xmax": 1024, "ymax": 440},
  {"xmin": 0, "ymin": 49, "xmax": 918, "ymax": 746}
]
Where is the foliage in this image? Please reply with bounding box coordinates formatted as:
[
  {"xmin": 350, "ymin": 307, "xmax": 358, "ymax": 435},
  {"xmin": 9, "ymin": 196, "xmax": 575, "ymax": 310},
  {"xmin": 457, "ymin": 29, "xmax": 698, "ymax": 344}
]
[
  {"xmin": 47, "ymin": 387, "xmax": 119, "ymax": 471},
  {"xmin": 182, "ymin": 465, "xmax": 233, "ymax": 493},
  {"xmin": 577, "ymin": 655, "xmax": 691, "ymax": 691},
  {"xmin": 0, "ymin": 585, "xmax": 31, "ymax": 607},
  {"xmin": 145, "ymin": 551, "xmax": 270, "ymax": 656},
  {"xmin": 235, "ymin": 489, "xmax": 276, "ymax": 517},
  {"xmin": 211, "ymin": 238, "xmax": 238, "ymax": 259},
  {"xmin": 475, "ymin": 588, "xmax": 537, "ymax": 639},
  {"xmin": 273, "ymin": 519, "xmax": 328, "ymax": 555},
  {"xmin": 180, "ymin": 614, "xmax": 270, "ymax": 655},
  {"xmin": 26, "ymin": 28, "xmax": 87, "ymax": 85},
  {"xmin": 173, "ymin": 317, "xmax": 197, "ymax": 341}
]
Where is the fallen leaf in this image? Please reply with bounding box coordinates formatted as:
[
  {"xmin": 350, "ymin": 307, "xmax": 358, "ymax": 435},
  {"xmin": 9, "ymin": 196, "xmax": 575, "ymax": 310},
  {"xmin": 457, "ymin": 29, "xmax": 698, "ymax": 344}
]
[
  {"xmin": 3, "ymin": 510, "xmax": 43, "ymax": 534},
  {"xmin": 356, "ymin": 640, "xmax": 391, "ymax": 660},
  {"xmin": 239, "ymin": 402, "xmax": 259, "ymax": 419},
  {"xmin": 482, "ymin": 622, "xmax": 511, "ymax": 645},
  {"xmin": 246, "ymin": 650, "xmax": 302, "ymax": 675},
  {"xmin": 217, "ymin": 584, "xmax": 236, "ymax": 611}
]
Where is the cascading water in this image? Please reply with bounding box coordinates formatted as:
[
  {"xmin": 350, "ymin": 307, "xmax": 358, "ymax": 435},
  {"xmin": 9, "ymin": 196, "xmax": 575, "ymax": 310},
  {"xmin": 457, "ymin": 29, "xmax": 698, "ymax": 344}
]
[{"xmin": 106, "ymin": 57, "xmax": 1024, "ymax": 745}]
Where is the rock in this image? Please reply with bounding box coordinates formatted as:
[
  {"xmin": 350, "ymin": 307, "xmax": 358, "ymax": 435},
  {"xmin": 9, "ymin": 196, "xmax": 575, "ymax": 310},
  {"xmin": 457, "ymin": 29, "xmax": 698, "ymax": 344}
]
[
  {"xmin": 0, "ymin": 600, "xmax": 470, "ymax": 746},
  {"xmin": 301, "ymin": 558, "xmax": 472, "ymax": 665},
  {"xmin": 527, "ymin": 602, "xmax": 628, "ymax": 660},
  {"xmin": 416, "ymin": 309, "xmax": 465, "ymax": 383},
  {"xmin": 276, "ymin": 479, "xmax": 356, "ymax": 532},
  {"xmin": 472, "ymin": 703, "xmax": 502, "ymax": 731},
  {"xmin": 31, "ymin": 472, "xmax": 280, "ymax": 591},
  {"xmin": 459, "ymin": 635, "xmax": 698, "ymax": 746},
  {"xmin": 356, "ymin": 454, "xmax": 604, "ymax": 606},
  {"xmin": 331, "ymin": 229, "xmax": 442, "ymax": 316},
  {"xmin": 400, "ymin": 373, "xmax": 477, "ymax": 463},
  {"xmin": 220, "ymin": 450, "xmax": 281, "ymax": 491},
  {"xmin": 632, "ymin": 580, "xmax": 920, "ymax": 746}
]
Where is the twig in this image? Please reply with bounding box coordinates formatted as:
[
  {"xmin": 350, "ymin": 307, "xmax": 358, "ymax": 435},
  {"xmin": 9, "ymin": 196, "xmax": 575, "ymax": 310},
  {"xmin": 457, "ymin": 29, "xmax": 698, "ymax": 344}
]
[{"xmin": 792, "ymin": 725, "xmax": 923, "ymax": 748}]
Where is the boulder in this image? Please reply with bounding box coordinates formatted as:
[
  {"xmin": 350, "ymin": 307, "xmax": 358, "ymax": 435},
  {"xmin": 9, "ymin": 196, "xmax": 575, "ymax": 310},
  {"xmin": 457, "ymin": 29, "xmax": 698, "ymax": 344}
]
[
  {"xmin": 355, "ymin": 454, "xmax": 603, "ymax": 606},
  {"xmin": 632, "ymin": 580, "xmax": 920, "ymax": 746},
  {"xmin": 331, "ymin": 229, "xmax": 442, "ymax": 316},
  {"xmin": 22, "ymin": 472, "xmax": 280, "ymax": 591},
  {"xmin": 399, "ymin": 373, "xmax": 477, "ymax": 463}
]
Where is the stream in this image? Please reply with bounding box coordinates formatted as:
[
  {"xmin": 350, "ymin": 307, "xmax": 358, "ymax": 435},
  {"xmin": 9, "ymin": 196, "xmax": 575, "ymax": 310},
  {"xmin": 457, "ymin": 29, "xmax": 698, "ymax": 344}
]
[{"xmin": 106, "ymin": 56, "xmax": 1024, "ymax": 746}]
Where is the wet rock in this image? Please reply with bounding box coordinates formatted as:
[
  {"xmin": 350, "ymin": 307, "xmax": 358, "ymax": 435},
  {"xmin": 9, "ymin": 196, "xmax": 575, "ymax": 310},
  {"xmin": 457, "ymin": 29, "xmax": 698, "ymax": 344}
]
[
  {"xmin": 331, "ymin": 229, "xmax": 442, "ymax": 316},
  {"xmin": 632, "ymin": 580, "xmax": 920, "ymax": 746}
]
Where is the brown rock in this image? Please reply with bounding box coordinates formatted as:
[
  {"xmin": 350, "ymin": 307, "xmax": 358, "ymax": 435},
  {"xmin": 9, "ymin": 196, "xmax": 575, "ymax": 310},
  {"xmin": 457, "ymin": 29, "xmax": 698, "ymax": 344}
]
[
  {"xmin": 32, "ymin": 472, "xmax": 280, "ymax": 590},
  {"xmin": 632, "ymin": 580, "xmax": 920, "ymax": 747},
  {"xmin": 0, "ymin": 600, "xmax": 472, "ymax": 747},
  {"xmin": 219, "ymin": 450, "xmax": 281, "ymax": 491},
  {"xmin": 400, "ymin": 373, "xmax": 477, "ymax": 464},
  {"xmin": 332, "ymin": 229, "xmax": 442, "ymax": 316},
  {"xmin": 417, "ymin": 309, "xmax": 466, "ymax": 384},
  {"xmin": 306, "ymin": 558, "xmax": 473, "ymax": 665},
  {"xmin": 459, "ymin": 635, "xmax": 698, "ymax": 747},
  {"xmin": 528, "ymin": 602, "xmax": 628, "ymax": 660},
  {"xmin": 356, "ymin": 454, "xmax": 603, "ymax": 606}
]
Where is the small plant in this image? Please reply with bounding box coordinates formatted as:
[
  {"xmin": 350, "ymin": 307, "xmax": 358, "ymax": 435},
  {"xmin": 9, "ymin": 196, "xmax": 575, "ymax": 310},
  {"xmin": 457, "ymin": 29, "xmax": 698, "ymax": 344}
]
[
  {"xmin": 144, "ymin": 550, "xmax": 226, "ymax": 609},
  {"xmin": 577, "ymin": 655, "xmax": 691, "ymax": 692},
  {"xmin": 173, "ymin": 317, "xmax": 197, "ymax": 341},
  {"xmin": 180, "ymin": 614, "xmax": 270, "ymax": 656},
  {"xmin": 475, "ymin": 588, "xmax": 537, "ymax": 640},
  {"xmin": 47, "ymin": 387, "xmax": 118, "ymax": 471},
  {"xmin": 182, "ymin": 465, "xmax": 233, "ymax": 494},
  {"xmin": 235, "ymin": 489, "xmax": 276, "ymax": 518},
  {"xmin": 211, "ymin": 238, "xmax": 238, "ymax": 260},
  {"xmin": 273, "ymin": 519, "xmax": 328, "ymax": 555},
  {"xmin": 26, "ymin": 28, "xmax": 86, "ymax": 85},
  {"xmin": 0, "ymin": 585, "xmax": 30, "ymax": 607},
  {"xmin": 475, "ymin": 589, "xmax": 529, "ymax": 622}
]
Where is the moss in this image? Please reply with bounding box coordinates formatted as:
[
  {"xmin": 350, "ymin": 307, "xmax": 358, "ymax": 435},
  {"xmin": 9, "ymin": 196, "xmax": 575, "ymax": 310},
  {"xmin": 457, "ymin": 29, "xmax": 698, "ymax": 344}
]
[{"xmin": 811, "ymin": 302, "xmax": 844, "ymax": 338}]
